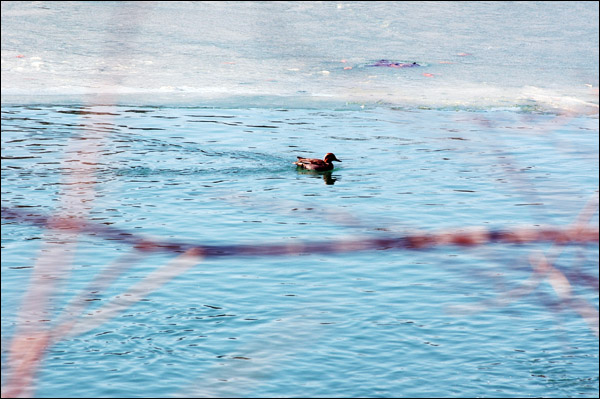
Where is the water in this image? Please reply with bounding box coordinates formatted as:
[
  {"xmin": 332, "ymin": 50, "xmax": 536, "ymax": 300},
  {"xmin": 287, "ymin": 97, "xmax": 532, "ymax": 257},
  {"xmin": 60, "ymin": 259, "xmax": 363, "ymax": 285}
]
[{"xmin": 2, "ymin": 2, "xmax": 599, "ymax": 398}]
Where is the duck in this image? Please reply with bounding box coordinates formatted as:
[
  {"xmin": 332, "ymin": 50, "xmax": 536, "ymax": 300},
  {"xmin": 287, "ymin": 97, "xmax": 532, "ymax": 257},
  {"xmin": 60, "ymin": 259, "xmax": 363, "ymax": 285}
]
[{"xmin": 294, "ymin": 153, "xmax": 342, "ymax": 172}]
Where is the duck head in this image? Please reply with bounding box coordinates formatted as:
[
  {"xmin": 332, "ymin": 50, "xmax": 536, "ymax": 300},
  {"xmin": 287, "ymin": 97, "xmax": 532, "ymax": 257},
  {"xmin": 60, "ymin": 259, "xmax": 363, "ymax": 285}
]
[{"xmin": 324, "ymin": 153, "xmax": 342, "ymax": 163}]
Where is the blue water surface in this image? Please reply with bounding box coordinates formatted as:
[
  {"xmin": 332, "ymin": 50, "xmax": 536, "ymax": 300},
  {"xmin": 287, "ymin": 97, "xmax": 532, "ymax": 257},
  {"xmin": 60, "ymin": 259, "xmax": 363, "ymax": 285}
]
[{"xmin": 1, "ymin": 105, "xmax": 598, "ymax": 398}]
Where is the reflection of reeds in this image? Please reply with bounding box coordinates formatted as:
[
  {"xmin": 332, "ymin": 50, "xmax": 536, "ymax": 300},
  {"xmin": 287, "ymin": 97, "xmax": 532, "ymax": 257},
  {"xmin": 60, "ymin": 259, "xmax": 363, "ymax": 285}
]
[
  {"xmin": 446, "ymin": 193, "xmax": 599, "ymax": 336},
  {"xmin": 3, "ymin": 192, "xmax": 597, "ymax": 397},
  {"xmin": 3, "ymin": 206, "xmax": 598, "ymax": 254},
  {"xmin": 441, "ymin": 112, "xmax": 599, "ymax": 338},
  {"xmin": 3, "ymin": 173, "xmax": 598, "ymax": 397},
  {"xmin": 3, "ymin": 191, "xmax": 598, "ymax": 397},
  {"xmin": 2, "ymin": 206, "xmax": 597, "ymax": 397},
  {"xmin": 2, "ymin": 248, "xmax": 203, "ymax": 398}
]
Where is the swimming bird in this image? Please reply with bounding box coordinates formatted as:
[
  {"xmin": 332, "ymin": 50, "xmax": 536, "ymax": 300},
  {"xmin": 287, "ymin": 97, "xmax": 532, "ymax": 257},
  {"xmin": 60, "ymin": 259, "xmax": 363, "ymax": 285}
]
[{"xmin": 294, "ymin": 153, "xmax": 342, "ymax": 172}]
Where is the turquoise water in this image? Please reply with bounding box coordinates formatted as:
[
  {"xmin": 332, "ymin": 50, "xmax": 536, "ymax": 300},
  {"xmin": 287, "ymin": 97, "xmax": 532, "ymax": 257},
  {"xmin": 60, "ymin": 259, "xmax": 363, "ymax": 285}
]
[
  {"xmin": 2, "ymin": 1, "xmax": 599, "ymax": 398},
  {"xmin": 2, "ymin": 105, "xmax": 598, "ymax": 398}
]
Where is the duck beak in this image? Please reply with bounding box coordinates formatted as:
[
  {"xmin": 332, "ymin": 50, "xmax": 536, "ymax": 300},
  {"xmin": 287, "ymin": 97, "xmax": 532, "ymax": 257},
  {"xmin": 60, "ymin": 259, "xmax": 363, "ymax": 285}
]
[{"xmin": 334, "ymin": 156, "xmax": 342, "ymax": 162}]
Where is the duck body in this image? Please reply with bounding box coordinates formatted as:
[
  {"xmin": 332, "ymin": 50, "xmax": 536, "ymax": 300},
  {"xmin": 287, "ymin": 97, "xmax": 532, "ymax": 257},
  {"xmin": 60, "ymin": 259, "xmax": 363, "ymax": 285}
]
[{"xmin": 294, "ymin": 153, "xmax": 342, "ymax": 172}]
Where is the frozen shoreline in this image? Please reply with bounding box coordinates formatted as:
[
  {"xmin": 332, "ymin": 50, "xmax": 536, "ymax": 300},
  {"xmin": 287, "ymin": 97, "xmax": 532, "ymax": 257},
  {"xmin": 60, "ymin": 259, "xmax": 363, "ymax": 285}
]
[{"xmin": 2, "ymin": 1, "xmax": 598, "ymax": 115}]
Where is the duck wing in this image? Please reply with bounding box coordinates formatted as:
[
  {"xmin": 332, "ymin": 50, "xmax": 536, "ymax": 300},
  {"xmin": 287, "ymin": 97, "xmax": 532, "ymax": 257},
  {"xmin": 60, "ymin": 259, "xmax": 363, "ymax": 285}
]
[{"xmin": 294, "ymin": 157, "xmax": 327, "ymax": 170}]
